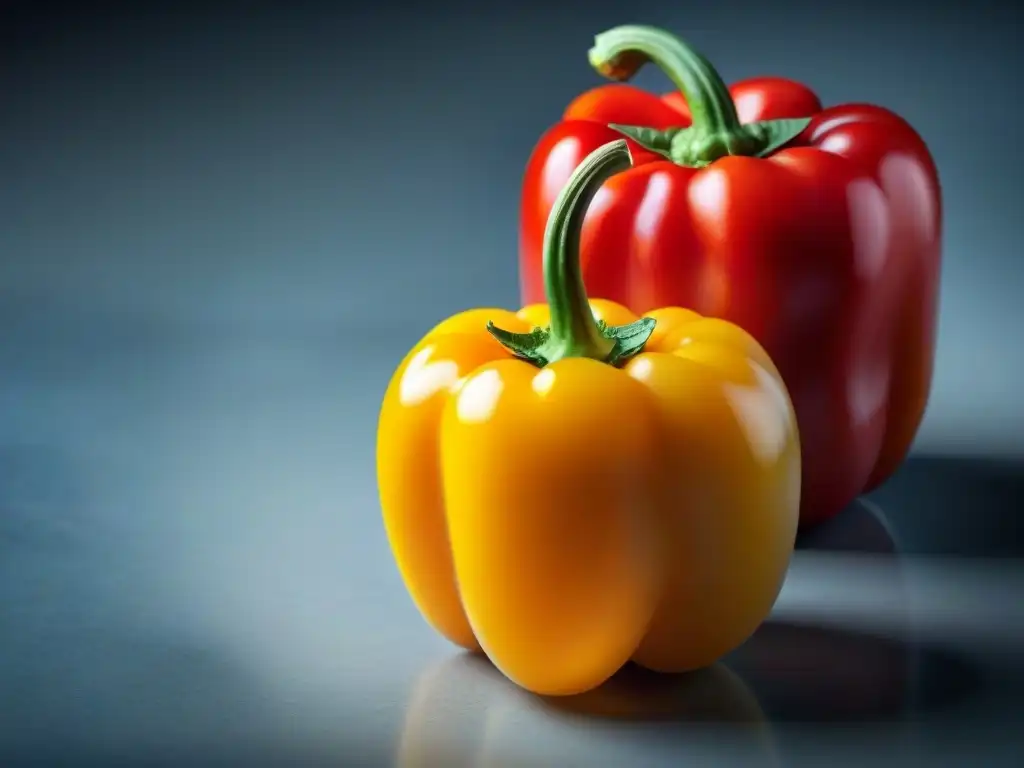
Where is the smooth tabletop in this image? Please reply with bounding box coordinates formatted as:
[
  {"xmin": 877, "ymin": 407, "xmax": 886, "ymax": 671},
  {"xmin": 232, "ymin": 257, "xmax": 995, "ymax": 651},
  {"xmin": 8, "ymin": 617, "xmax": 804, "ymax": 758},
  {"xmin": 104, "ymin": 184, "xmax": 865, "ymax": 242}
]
[{"xmin": 2, "ymin": 326, "xmax": 1023, "ymax": 767}]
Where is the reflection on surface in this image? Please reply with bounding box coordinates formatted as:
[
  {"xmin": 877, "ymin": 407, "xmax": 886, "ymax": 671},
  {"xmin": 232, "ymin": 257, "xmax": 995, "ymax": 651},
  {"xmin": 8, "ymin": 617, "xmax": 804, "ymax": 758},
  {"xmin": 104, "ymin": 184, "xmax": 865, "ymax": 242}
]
[
  {"xmin": 776, "ymin": 498, "xmax": 908, "ymax": 641},
  {"xmin": 395, "ymin": 653, "xmax": 501, "ymax": 768},
  {"xmin": 796, "ymin": 497, "xmax": 899, "ymax": 554},
  {"xmin": 396, "ymin": 653, "xmax": 780, "ymax": 767}
]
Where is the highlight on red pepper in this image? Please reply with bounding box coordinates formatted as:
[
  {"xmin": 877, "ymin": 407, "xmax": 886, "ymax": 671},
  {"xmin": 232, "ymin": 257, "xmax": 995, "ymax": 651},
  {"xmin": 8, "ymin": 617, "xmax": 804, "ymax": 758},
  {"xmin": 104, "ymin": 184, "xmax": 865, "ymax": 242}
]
[
  {"xmin": 519, "ymin": 24, "xmax": 942, "ymax": 527},
  {"xmin": 378, "ymin": 138, "xmax": 801, "ymax": 697}
]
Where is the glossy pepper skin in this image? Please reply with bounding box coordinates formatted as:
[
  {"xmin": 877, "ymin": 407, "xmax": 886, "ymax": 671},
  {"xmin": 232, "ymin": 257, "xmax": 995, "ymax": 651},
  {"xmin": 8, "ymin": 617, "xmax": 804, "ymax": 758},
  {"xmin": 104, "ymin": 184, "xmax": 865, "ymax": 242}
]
[
  {"xmin": 520, "ymin": 25, "xmax": 942, "ymax": 526},
  {"xmin": 378, "ymin": 140, "xmax": 801, "ymax": 697}
]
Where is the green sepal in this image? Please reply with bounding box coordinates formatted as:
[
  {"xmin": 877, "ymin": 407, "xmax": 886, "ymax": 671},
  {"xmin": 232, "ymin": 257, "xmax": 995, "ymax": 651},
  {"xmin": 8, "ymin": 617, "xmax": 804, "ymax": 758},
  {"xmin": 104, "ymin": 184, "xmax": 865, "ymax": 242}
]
[
  {"xmin": 746, "ymin": 117, "xmax": 812, "ymax": 158},
  {"xmin": 602, "ymin": 317, "xmax": 657, "ymax": 366},
  {"xmin": 485, "ymin": 322, "xmax": 551, "ymax": 366},
  {"xmin": 607, "ymin": 123, "xmax": 680, "ymax": 161},
  {"xmin": 609, "ymin": 116, "xmax": 812, "ymax": 168},
  {"xmin": 487, "ymin": 315, "xmax": 657, "ymax": 369}
]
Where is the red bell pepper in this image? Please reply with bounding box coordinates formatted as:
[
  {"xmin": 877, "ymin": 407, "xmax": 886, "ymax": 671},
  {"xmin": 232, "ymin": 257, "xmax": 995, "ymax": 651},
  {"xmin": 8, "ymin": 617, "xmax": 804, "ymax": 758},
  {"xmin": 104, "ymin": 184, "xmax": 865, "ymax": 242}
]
[{"xmin": 519, "ymin": 25, "xmax": 941, "ymax": 526}]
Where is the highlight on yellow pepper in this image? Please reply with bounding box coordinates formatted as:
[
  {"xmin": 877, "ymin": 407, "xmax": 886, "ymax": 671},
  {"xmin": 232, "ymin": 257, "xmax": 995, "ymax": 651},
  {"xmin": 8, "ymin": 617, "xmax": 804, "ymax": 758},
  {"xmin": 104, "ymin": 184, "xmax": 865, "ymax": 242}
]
[{"xmin": 377, "ymin": 138, "xmax": 801, "ymax": 697}]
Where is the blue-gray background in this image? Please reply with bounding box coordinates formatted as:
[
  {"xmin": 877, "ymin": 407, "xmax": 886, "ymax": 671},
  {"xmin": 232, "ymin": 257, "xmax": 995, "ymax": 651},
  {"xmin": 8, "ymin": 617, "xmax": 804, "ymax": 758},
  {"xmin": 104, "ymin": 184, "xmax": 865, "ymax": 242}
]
[{"xmin": 2, "ymin": 1, "xmax": 1023, "ymax": 765}]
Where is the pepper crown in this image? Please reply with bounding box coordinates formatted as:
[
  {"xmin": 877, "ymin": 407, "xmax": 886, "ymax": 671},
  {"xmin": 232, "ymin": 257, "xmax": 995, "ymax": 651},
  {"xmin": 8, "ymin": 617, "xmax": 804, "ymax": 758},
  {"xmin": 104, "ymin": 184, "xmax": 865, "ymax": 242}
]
[
  {"xmin": 487, "ymin": 139, "xmax": 655, "ymax": 367},
  {"xmin": 589, "ymin": 25, "xmax": 811, "ymax": 168}
]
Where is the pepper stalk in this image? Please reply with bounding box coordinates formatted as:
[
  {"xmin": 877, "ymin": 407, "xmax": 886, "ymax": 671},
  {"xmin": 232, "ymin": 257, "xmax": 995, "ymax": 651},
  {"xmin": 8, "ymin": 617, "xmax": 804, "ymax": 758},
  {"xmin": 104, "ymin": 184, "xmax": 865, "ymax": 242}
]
[
  {"xmin": 487, "ymin": 139, "xmax": 655, "ymax": 367},
  {"xmin": 589, "ymin": 25, "xmax": 811, "ymax": 168}
]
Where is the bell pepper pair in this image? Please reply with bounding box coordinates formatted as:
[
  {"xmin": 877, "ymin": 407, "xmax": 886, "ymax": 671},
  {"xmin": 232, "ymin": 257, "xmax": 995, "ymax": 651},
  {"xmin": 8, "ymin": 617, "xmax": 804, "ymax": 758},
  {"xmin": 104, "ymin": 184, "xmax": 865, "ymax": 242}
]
[
  {"xmin": 378, "ymin": 139, "xmax": 801, "ymax": 696},
  {"xmin": 377, "ymin": 24, "xmax": 940, "ymax": 697},
  {"xmin": 520, "ymin": 25, "xmax": 942, "ymax": 526}
]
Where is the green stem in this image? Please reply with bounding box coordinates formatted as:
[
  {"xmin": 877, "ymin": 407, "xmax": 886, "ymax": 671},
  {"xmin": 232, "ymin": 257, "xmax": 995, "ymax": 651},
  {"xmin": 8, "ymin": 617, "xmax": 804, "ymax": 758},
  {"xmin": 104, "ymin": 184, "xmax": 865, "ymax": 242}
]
[
  {"xmin": 590, "ymin": 24, "xmax": 741, "ymax": 137},
  {"xmin": 486, "ymin": 140, "xmax": 656, "ymax": 368},
  {"xmin": 588, "ymin": 25, "xmax": 812, "ymax": 168},
  {"xmin": 541, "ymin": 140, "xmax": 629, "ymax": 361}
]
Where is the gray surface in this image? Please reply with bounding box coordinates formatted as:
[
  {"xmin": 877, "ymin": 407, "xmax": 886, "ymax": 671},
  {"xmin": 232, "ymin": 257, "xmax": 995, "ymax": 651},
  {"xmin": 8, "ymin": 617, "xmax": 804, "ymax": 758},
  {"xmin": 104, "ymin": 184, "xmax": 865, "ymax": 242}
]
[{"xmin": 3, "ymin": 331, "xmax": 1024, "ymax": 766}]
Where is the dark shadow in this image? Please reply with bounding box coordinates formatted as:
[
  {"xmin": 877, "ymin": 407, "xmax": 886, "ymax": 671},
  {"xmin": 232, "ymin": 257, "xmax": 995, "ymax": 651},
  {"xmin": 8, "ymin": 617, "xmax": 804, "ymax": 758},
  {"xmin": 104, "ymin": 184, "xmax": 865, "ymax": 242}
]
[
  {"xmin": 728, "ymin": 621, "xmax": 979, "ymax": 723},
  {"xmin": 539, "ymin": 660, "xmax": 766, "ymax": 723},
  {"xmin": 546, "ymin": 620, "xmax": 979, "ymax": 726},
  {"xmin": 867, "ymin": 454, "xmax": 1024, "ymax": 557},
  {"xmin": 757, "ymin": 497, "xmax": 981, "ymax": 721}
]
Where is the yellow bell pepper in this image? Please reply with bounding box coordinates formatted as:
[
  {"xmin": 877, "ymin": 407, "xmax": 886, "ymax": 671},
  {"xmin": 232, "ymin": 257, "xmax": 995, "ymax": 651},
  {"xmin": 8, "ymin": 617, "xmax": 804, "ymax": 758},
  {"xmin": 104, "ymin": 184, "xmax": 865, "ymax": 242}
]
[{"xmin": 377, "ymin": 139, "xmax": 801, "ymax": 697}]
